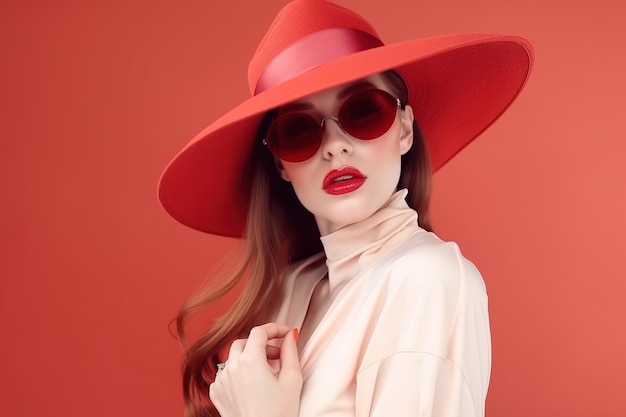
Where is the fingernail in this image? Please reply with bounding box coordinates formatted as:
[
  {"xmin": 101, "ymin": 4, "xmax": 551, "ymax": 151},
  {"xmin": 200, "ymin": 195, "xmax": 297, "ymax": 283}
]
[{"xmin": 293, "ymin": 328, "xmax": 299, "ymax": 343}]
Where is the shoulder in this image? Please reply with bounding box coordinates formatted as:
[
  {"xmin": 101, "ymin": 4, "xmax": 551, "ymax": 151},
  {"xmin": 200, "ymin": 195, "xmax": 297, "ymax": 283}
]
[
  {"xmin": 357, "ymin": 231, "xmax": 489, "ymax": 363},
  {"xmin": 376, "ymin": 230, "xmax": 486, "ymax": 299}
]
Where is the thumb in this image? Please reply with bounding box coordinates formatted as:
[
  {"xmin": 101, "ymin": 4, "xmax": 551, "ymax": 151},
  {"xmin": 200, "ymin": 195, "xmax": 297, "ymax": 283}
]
[{"xmin": 279, "ymin": 328, "xmax": 301, "ymax": 376}]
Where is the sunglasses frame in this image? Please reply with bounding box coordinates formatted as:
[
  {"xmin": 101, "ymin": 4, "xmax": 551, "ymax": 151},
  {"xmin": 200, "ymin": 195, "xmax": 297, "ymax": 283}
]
[{"xmin": 263, "ymin": 88, "xmax": 402, "ymax": 163}]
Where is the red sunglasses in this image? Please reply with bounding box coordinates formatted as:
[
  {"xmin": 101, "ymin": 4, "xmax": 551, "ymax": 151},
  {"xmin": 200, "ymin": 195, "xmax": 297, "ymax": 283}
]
[{"xmin": 263, "ymin": 89, "xmax": 402, "ymax": 162}]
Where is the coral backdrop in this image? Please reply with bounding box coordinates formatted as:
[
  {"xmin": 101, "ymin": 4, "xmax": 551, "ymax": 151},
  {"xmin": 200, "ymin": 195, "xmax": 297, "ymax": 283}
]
[{"xmin": 1, "ymin": 0, "xmax": 624, "ymax": 416}]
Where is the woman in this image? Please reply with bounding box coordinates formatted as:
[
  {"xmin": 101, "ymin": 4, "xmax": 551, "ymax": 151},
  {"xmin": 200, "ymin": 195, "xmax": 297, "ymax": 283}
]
[{"xmin": 158, "ymin": 1, "xmax": 534, "ymax": 416}]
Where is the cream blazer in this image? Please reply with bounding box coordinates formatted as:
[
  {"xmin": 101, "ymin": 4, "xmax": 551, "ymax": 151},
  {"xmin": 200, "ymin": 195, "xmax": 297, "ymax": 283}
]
[{"xmin": 272, "ymin": 190, "xmax": 491, "ymax": 417}]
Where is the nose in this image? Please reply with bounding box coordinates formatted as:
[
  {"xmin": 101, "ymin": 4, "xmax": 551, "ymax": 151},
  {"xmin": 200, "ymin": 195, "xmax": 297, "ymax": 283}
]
[{"xmin": 320, "ymin": 116, "xmax": 353, "ymax": 159}]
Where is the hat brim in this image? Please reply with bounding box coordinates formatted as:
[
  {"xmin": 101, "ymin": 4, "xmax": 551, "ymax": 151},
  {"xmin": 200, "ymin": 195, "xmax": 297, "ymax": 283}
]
[{"xmin": 158, "ymin": 33, "xmax": 533, "ymax": 236}]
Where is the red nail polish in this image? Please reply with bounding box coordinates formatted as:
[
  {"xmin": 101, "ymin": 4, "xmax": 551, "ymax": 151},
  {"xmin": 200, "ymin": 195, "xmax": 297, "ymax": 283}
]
[{"xmin": 293, "ymin": 328, "xmax": 299, "ymax": 343}]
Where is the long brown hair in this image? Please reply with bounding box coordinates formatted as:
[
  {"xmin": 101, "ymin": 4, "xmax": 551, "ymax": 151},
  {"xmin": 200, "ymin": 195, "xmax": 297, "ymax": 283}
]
[{"xmin": 175, "ymin": 71, "xmax": 431, "ymax": 417}]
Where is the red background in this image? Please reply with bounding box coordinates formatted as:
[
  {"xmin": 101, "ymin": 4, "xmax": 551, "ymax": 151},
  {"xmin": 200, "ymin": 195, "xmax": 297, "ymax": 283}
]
[{"xmin": 1, "ymin": 0, "xmax": 625, "ymax": 416}]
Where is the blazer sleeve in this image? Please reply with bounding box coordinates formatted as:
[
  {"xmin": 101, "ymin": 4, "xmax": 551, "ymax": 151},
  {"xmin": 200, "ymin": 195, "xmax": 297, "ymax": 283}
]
[{"xmin": 355, "ymin": 242, "xmax": 491, "ymax": 417}]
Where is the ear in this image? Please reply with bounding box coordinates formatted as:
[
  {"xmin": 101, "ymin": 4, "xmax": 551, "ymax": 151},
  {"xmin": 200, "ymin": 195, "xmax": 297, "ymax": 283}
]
[
  {"xmin": 399, "ymin": 104, "xmax": 414, "ymax": 156},
  {"xmin": 274, "ymin": 156, "xmax": 291, "ymax": 182}
]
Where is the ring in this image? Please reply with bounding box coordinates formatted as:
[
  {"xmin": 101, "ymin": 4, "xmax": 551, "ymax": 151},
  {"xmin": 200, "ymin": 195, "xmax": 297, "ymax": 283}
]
[{"xmin": 216, "ymin": 361, "xmax": 227, "ymax": 376}]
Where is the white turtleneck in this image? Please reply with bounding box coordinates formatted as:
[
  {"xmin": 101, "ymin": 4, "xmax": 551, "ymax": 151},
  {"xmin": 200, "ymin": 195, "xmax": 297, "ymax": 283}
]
[{"xmin": 272, "ymin": 189, "xmax": 491, "ymax": 417}]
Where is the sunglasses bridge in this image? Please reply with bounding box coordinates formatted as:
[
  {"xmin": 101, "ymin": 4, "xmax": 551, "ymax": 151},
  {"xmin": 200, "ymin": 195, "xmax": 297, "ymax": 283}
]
[{"xmin": 319, "ymin": 115, "xmax": 344, "ymax": 137}]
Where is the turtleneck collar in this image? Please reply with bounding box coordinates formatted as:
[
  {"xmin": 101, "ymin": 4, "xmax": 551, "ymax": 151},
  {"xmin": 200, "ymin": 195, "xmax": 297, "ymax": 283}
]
[{"xmin": 319, "ymin": 189, "xmax": 421, "ymax": 292}]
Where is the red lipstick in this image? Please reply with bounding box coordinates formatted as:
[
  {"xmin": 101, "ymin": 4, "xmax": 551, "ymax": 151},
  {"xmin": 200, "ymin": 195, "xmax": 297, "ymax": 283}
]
[{"xmin": 323, "ymin": 166, "xmax": 367, "ymax": 195}]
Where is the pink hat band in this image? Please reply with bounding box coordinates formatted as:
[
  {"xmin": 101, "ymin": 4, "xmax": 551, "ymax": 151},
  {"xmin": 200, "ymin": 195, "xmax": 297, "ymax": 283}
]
[{"xmin": 255, "ymin": 28, "xmax": 383, "ymax": 94}]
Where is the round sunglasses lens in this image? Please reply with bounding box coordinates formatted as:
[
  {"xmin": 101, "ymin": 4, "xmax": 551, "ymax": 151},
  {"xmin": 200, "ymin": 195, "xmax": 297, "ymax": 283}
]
[
  {"xmin": 267, "ymin": 113, "xmax": 321, "ymax": 162},
  {"xmin": 339, "ymin": 90, "xmax": 397, "ymax": 140}
]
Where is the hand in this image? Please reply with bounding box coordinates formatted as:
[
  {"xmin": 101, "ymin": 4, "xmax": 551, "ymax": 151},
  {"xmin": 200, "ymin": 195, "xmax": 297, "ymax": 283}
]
[{"xmin": 209, "ymin": 323, "xmax": 302, "ymax": 417}]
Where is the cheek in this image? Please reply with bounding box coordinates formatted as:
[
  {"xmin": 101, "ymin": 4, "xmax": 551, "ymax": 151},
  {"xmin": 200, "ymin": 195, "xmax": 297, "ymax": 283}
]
[
  {"xmin": 283, "ymin": 165, "xmax": 311, "ymax": 185},
  {"xmin": 369, "ymin": 133, "xmax": 403, "ymax": 173},
  {"xmin": 281, "ymin": 164, "xmax": 318, "ymax": 200},
  {"xmin": 372, "ymin": 140, "xmax": 400, "ymax": 163}
]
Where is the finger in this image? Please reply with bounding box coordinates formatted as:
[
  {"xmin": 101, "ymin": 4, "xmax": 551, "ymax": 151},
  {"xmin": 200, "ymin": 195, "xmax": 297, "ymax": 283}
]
[
  {"xmin": 245, "ymin": 323, "xmax": 293, "ymax": 356},
  {"xmin": 208, "ymin": 381, "xmax": 222, "ymax": 406},
  {"xmin": 208, "ymin": 381, "xmax": 228, "ymax": 413},
  {"xmin": 279, "ymin": 328, "xmax": 301, "ymax": 376},
  {"xmin": 208, "ymin": 382, "xmax": 217, "ymax": 402},
  {"xmin": 226, "ymin": 338, "xmax": 247, "ymax": 366},
  {"xmin": 228, "ymin": 338, "xmax": 247, "ymax": 356}
]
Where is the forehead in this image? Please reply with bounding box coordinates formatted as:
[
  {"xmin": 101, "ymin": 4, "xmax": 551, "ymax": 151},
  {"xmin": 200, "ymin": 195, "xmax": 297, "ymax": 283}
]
[{"xmin": 279, "ymin": 74, "xmax": 388, "ymax": 113}]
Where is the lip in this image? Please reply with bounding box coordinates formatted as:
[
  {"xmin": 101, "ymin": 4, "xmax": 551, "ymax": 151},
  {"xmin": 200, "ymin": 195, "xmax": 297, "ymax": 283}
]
[{"xmin": 322, "ymin": 166, "xmax": 367, "ymax": 195}]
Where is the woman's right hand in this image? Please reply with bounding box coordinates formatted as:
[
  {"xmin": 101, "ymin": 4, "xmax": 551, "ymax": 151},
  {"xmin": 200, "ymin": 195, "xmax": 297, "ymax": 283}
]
[{"xmin": 209, "ymin": 323, "xmax": 302, "ymax": 417}]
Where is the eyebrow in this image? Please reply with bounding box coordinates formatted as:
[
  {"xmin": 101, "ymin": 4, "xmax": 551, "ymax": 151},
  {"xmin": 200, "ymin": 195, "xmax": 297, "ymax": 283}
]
[{"xmin": 279, "ymin": 81, "xmax": 377, "ymax": 113}]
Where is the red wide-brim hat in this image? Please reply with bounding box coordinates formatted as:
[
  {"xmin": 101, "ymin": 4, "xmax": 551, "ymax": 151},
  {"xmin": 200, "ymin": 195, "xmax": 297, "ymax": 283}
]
[{"xmin": 158, "ymin": 0, "xmax": 534, "ymax": 237}]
